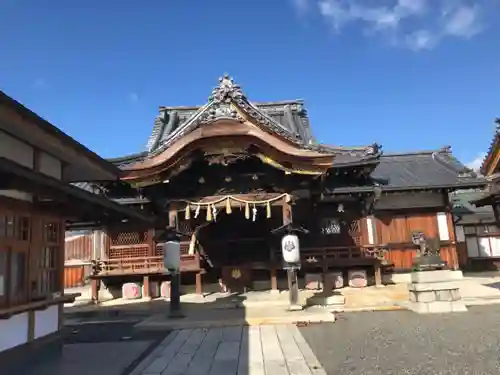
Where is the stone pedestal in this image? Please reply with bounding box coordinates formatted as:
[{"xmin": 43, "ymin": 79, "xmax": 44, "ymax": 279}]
[
  {"xmin": 325, "ymin": 271, "xmax": 344, "ymax": 289},
  {"xmin": 160, "ymin": 281, "xmax": 171, "ymax": 299},
  {"xmin": 307, "ymin": 293, "xmax": 345, "ymax": 310},
  {"xmin": 348, "ymin": 270, "xmax": 368, "ymax": 288},
  {"xmin": 122, "ymin": 282, "xmax": 141, "ymax": 300},
  {"xmin": 288, "ymin": 304, "xmax": 304, "ymax": 312},
  {"xmin": 305, "ymin": 273, "xmax": 323, "ymax": 290},
  {"xmin": 408, "ymin": 270, "xmax": 467, "ymax": 314}
]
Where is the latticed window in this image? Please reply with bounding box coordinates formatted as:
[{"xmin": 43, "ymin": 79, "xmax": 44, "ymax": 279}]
[
  {"xmin": 110, "ymin": 231, "xmax": 148, "ymax": 246},
  {"xmin": 44, "ymin": 222, "xmax": 61, "ymax": 243},
  {"xmin": 32, "ymin": 220, "xmax": 62, "ymax": 299},
  {"xmin": 348, "ymin": 220, "xmax": 361, "ymax": 246},
  {"xmin": 0, "ymin": 247, "xmax": 28, "ymax": 308},
  {"xmin": 0, "ymin": 215, "xmax": 30, "ymax": 240},
  {"xmin": 0, "ymin": 209, "xmax": 31, "ymax": 308}
]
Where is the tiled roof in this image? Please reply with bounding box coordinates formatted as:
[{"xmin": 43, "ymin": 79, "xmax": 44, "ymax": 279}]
[
  {"xmin": 480, "ymin": 118, "xmax": 500, "ymax": 175},
  {"xmin": 146, "ymin": 100, "xmax": 315, "ymax": 152},
  {"xmin": 142, "ymin": 74, "xmax": 380, "ymax": 162},
  {"xmin": 371, "ymin": 148, "xmax": 486, "ymax": 190},
  {"xmin": 450, "ymin": 189, "xmax": 495, "ymax": 224}
]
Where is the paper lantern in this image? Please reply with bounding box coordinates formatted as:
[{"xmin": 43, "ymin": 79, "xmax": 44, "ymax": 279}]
[{"xmin": 281, "ymin": 234, "xmax": 300, "ymax": 263}]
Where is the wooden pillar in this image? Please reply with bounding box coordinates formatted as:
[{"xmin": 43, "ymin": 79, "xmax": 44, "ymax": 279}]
[
  {"xmin": 144, "ymin": 228, "xmax": 155, "ymax": 299},
  {"xmin": 58, "ymin": 218, "xmax": 65, "ymax": 294},
  {"xmin": 270, "ymin": 269, "xmax": 278, "ymax": 291},
  {"xmin": 282, "ymin": 198, "xmax": 292, "ymax": 225},
  {"xmin": 142, "ymin": 275, "xmax": 151, "ymax": 299},
  {"xmin": 147, "ymin": 228, "xmax": 156, "ymax": 256},
  {"xmin": 91, "ymin": 279, "xmax": 100, "ymax": 303},
  {"xmin": 374, "ymin": 261, "xmax": 382, "ymax": 287},
  {"xmin": 444, "ymin": 192, "xmax": 459, "ymax": 270},
  {"xmin": 195, "ymin": 272, "xmax": 202, "ymax": 295},
  {"xmin": 168, "ymin": 207, "xmax": 183, "ymax": 310}
]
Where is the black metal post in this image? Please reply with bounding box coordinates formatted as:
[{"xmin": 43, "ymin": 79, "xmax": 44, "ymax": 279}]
[{"xmin": 169, "ymin": 271, "xmax": 183, "ymax": 318}]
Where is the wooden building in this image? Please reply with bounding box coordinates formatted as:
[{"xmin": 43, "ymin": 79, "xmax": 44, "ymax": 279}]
[
  {"xmin": 467, "ymin": 119, "xmax": 500, "ymax": 269},
  {"xmin": 450, "ymin": 190, "xmax": 498, "ymax": 270},
  {"xmin": 0, "ymin": 91, "xmax": 155, "ymax": 368},
  {"xmin": 63, "ymin": 231, "xmax": 93, "ymax": 288},
  {"xmin": 84, "ymin": 74, "xmax": 485, "ymax": 298}
]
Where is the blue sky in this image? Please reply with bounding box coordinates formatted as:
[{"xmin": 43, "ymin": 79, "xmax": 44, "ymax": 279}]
[{"xmin": 0, "ymin": 0, "xmax": 499, "ymax": 170}]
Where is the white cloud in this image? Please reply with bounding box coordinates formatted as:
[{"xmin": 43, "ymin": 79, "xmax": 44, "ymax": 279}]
[
  {"xmin": 465, "ymin": 152, "xmax": 486, "ymax": 173},
  {"xmin": 442, "ymin": 5, "xmax": 482, "ymax": 37},
  {"xmin": 294, "ymin": 0, "xmax": 491, "ymax": 50}
]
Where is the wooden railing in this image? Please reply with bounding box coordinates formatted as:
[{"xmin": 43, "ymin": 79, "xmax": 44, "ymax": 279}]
[
  {"xmin": 98, "ymin": 256, "xmax": 164, "ymax": 276},
  {"xmin": 97, "ymin": 242, "xmax": 458, "ymax": 276},
  {"xmin": 94, "ymin": 253, "xmax": 202, "ymax": 276},
  {"xmin": 275, "ymin": 245, "xmax": 386, "ymax": 271}
]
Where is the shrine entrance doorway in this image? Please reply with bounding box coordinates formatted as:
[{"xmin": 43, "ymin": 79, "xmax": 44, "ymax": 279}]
[{"xmin": 197, "ymin": 207, "xmax": 282, "ymax": 293}]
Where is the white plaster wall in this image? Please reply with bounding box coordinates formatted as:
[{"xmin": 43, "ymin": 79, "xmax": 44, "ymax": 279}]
[
  {"xmin": 0, "ymin": 130, "xmax": 34, "ymax": 168},
  {"xmin": 0, "ymin": 190, "xmax": 33, "ymax": 201},
  {"xmin": 39, "ymin": 151, "xmax": 62, "ymax": 180},
  {"xmin": 34, "ymin": 305, "xmax": 59, "ymax": 339},
  {"xmin": 0, "ymin": 312, "xmax": 28, "ymax": 353}
]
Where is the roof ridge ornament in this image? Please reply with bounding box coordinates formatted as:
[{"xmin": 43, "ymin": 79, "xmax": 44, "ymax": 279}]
[{"xmin": 208, "ymin": 73, "xmax": 245, "ymax": 104}]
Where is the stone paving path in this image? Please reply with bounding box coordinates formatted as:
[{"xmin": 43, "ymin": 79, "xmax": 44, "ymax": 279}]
[{"xmin": 133, "ymin": 325, "xmax": 327, "ymax": 375}]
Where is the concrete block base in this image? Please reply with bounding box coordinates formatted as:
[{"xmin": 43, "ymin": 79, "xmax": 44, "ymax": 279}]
[
  {"xmin": 307, "ymin": 293, "xmax": 345, "ymax": 309},
  {"xmin": 408, "ymin": 270, "xmax": 467, "ymax": 314},
  {"xmin": 287, "ymin": 304, "xmax": 304, "ymax": 311},
  {"xmin": 408, "ymin": 300, "xmax": 467, "ymax": 314}
]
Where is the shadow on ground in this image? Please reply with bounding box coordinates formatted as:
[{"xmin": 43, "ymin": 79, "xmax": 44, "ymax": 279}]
[{"xmin": 18, "ymin": 293, "xmax": 277, "ymax": 375}]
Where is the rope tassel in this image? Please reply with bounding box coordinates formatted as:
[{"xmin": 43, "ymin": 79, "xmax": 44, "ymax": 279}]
[
  {"xmin": 188, "ymin": 233, "xmax": 196, "ymax": 255},
  {"xmin": 266, "ymin": 201, "xmax": 271, "ymax": 218},
  {"xmin": 245, "ymin": 202, "xmax": 250, "ymax": 219},
  {"xmin": 206, "ymin": 205, "xmax": 213, "ymax": 221},
  {"xmin": 226, "ymin": 197, "xmax": 232, "ymax": 214},
  {"xmin": 185, "ymin": 203, "xmax": 190, "ymax": 220}
]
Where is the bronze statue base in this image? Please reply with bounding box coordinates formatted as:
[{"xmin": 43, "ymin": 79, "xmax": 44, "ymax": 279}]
[{"xmin": 412, "ymin": 255, "xmax": 447, "ymax": 272}]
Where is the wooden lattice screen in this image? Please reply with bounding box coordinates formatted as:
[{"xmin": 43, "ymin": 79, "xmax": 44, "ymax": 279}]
[
  {"xmin": 348, "ymin": 220, "xmax": 361, "ymax": 246},
  {"xmin": 110, "ymin": 231, "xmax": 148, "ymax": 246},
  {"xmin": 108, "ymin": 231, "xmax": 149, "ymax": 260}
]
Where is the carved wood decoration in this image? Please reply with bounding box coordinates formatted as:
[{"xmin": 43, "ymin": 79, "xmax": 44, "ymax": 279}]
[{"xmin": 120, "ymin": 74, "xmax": 339, "ymax": 182}]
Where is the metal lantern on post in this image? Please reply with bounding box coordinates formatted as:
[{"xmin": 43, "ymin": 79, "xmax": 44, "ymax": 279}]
[
  {"xmin": 159, "ymin": 229, "xmax": 185, "ymax": 319},
  {"xmin": 272, "ymin": 223, "xmax": 309, "ymax": 311}
]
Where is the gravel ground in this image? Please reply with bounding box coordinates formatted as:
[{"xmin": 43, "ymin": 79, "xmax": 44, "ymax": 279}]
[{"xmin": 299, "ymin": 305, "xmax": 500, "ymax": 375}]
